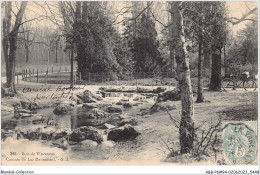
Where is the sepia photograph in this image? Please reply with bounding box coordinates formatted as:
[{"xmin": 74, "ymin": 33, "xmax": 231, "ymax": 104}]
[{"xmin": 0, "ymin": 0, "xmax": 258, "ymax": 173}]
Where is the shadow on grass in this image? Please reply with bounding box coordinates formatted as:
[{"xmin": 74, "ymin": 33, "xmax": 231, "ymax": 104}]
[{"xmin": 220, "ymin": 104, "xmax": 257, "ymax": 121}]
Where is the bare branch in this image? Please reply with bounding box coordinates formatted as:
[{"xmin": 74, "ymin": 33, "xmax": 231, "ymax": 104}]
[
  {"xmin": 227, "ymin": 7, "xmax": 257, "ymax": 25},
  {"xmin": 149, "ymin": 8, "xmax": 172, "ymax": 28},
  {"xmin": 17, "ymin": 37, "xmax": 49, "ymax": 47},
  {"xmin": 111, "ymin": 6, "xmax": 133, "ymax": 25},
  {"xmin": 19, "ymin": 16, "xmax": 46, "ymax": 26},
  {"xmin": 228, "ymin": 17, "xmax": 257, "ymax": 23},
  {"xmin": 111, "ymin": 2, "xmax": 154, "ymax": 26}
]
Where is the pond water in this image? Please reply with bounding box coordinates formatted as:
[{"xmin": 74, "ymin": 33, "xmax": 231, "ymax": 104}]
[
  {"xmin": 1, "ymin": 106, "xmax": 123, "ymax": 162},
  {"xmin": 1, "ymin": 92, "xmax": 155, "ymax": 163},
  {"xmin": 2, "ymin": 103, "xmax": 122, "ymax": 132}
]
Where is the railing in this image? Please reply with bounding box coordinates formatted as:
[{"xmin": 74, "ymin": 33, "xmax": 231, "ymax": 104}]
[
  {"xmin": 20, "ymin": 68, "xmax": 211, "ymax": 91},
  {"xmin": 21, "ymin": 66, "xmax": 78, "ymax": 85}
]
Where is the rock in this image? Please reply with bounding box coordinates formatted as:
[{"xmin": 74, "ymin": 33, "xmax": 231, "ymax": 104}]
[
  {"xmin": 99, "ymin": 141, "xmax": 115, "ymax": 149},
  {"xmin": 109, "ymin": 113, "xmax": 122, "ymax": 120},
  {"xmin": 16, "ymin": 108, "xmax": 36, "ymax": 114},
  {"xmin": 116, "ymin": 101, "xmax": 122, "ymax": 105},
  {"xmin": 133, "ymin": 95, "xmax": 146, "ymax": 101},
  {"xmin": 97, "ymin": 103, "xmax": 112, "ymax": 111},
  {"xmin": 107, "ymin": 106, "xmax": 122, "ymax": 114},
  {"xmin": 14, "ymin": 107, "xmax": 37, "ymax": 118},
  {"xmin": 153, "ymin": 87, "xmax": 166, "ymax": 93},
  {"xmin": 120, "ymin": 97, "xmax": 129, "ymax": 102},
  {"xmin": 21, "ymin": 127, "xmax": 42, "ymax": 140},
  {"xmin": 53, "ymin": 104, "xmax": 73, "ymax": 115},
  {"xmin": 14, "ymin": 107, "xmax": 43, "ymax": 118},
  {"xmin": 140, "ymin": 108, "xmax": 150, "ymax": 116},
  {"xmin": 123, "ymin": 103, "xmax": 132, "ymax": 108},
  {"xmin": 80, "ymin": 139, "xmax": 98, "ymax": 148},
  {"xmin": 96, "ymin": 90, "xmax": 102, "ymax": 95},
  {"xmin": 83, "ymin": 103, "xmax": 112, "ymax": 111},
  {"xmin": 136, "ymin": 87, "xmax": 150, "ymax": 93},
  {"xmin": 107, "ymin": 124, "xmax": 140, "ymax": 142},
  {"xmin": 100, "ymin": 87, "xmax": 121, "ymax": 92},
  {"xmin": 119, "ymin": 114, "xmax": 130, "ymax": 120},
  {"xmin": 37, "ymin": 103, "xmax": 52, "ymax": 109},
  {"xmin": 70, "ymin": 126, "xmax": 103, "ymax": 143},
  {"xmin": 104, "ymin": 123, "xmax": 116, "ymax": 129},
  {"xmin": 132, "ymin": 103, "xmax": 140, "ymax": 106},
  {"xmin": 82, "ymin": 103, "xmax": 98, "ymax": 109},
  {"xmin": 52, "ymin": 100, "xmax": 75, "ymax": 107},
  {"xmin": 20, "ymin": 100, "xmax": 39, "ymax": 110},
  {"xmin": 116, "ymin": 97, "xmax": 130, "ymax": 105},
  {"xmin": 143, "ymin": 115, "xmax": 151, "ymax": 118},
  {"xmin": 118, "ymin": 117, "xmax": 137, "ymax": 126},
  {"xmin": 157, "ymin": 88, "xmax": 181, "ymax": 102},
  {"xmin": 88, "ymin": 108, "xmax": 107, "ymax": 119},
  {"xmin": 76, "ymin": 90, "xmax": 102, "ymax": 103},
  {"xmin": 38, "ymin": 127, "xmax": 60, "ymax": 140},
  {"xmin": 135, "ymin": 87, "xmax": 166, "ymax": 93},
  {"xmin": 19, "ymin": 113, "xmax": 33, "ymax": 118},
  {"xmin": 151, "ymin": 102, "xmax": 177, "ymax": 113},
  {"xmin": 52, "ymin": 130, "xmax": 70, "ymax": 140},
  {"xmin": 52, "ymin": 137, "xmax": 68, "ymax": 149}
]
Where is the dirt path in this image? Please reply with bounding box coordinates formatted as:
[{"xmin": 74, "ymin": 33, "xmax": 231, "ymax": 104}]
[{"xmin": 107, "ymin": 90, "xmax": 257, "ymax": 164}]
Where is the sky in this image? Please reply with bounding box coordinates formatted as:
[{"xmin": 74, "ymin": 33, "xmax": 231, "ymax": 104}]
[
  {"xmin": 2, "ymin": 1, "xmax": 258, "ymax": 36},
  {"xmin": 225, "ymin": 1, "xmax": 258, "ymax": 34}
]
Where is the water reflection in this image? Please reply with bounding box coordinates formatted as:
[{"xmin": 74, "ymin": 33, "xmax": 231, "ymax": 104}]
[
  {"xmin": 2, "ymin": 105, "xmax": 121, "ymax": 132},
  {"xmin": 1, "ymin": 119, "xmax": 17, "ymax": 130}
]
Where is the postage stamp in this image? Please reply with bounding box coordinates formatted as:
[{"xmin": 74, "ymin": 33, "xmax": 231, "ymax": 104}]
[{"xmin": 222, "ymin": 121, "xmax": 258, "ymax": 165}]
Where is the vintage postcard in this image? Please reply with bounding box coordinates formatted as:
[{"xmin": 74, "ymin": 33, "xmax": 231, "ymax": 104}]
[{"xmin": 1, "ymin": 0, "xmax": 259, "ymax": 173}]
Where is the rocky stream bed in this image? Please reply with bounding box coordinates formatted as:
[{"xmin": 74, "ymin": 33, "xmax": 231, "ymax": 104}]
[{"xmin": 1, "ymin": 86, "xmax": 180, "ymax": 162}]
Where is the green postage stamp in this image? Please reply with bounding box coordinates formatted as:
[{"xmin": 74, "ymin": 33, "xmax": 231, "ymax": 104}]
[{"xmin": 223, "ymin": 121, "xmax": 258, "ymax": 165}]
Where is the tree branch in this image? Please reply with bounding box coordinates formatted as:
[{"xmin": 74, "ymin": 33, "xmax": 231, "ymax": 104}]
[
  {"xmin": 19, "ymin": 16, "xmax": 46, "ymax": 26},
  {"xmin": 112, "ymin": 2, "xmax": 154, "ymax": 26},
  {"xmin": 149, "ymin": 8, "xmax": 172, "ymax": 28},
  {"xmin": 227, "ymin": 8, "xmax": 257, "ymax": 25}
]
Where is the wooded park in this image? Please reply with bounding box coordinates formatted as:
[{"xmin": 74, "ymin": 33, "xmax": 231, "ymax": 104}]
[{"xmin": 1, "ymin": 1, "xmax": 258, "ymax": 165}]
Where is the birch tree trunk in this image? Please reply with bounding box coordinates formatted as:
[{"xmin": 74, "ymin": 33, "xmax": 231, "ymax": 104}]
[{"xmin": 170, "ymin": 2, "xmax": 195, "ymax": 154}]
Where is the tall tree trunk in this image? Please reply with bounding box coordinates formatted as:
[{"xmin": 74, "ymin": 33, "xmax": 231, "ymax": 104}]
[
  {"xmin": 223, "ymin": 45, "xmax": 227, "ymax": 77},
  {"xmin": 203, "ymin": 50, "xmax": 210, "ymax": 68},
  {"xmin": 25, "ymin": 31, "xmax": 29, "ymax": 63},
  {"xmin": 25, "ymin": 45, "xmax": 29, "ymax": 63},
  {"xmin": 168, "ymin": 6, "xmax": 175, "ymax": 72},
  {"xmin": 7, "ymin": 33, "xmax": 17, "ymax": 93},
  {"xmin": 209, "ymin": 46, "xmax": 222, "ymax": 91},
  {"xmin": 170, "ymin": 2, "xmax": 194, "ymax": 154},
  {"xmin": 196, "ymin": 42, "xmax": 204, "ymax": 103},
  {"xmin": 170, "ymin": 45, "xmax": 175, "ymax": 71},
  {"xmin": 4, "ymin": 2, "xmax": 27, "ymax": 94},
  {"xmin": 2, "ymin": 2, "xmax": 12, "ymax": 85},
  {"xmin": 55, "ymin": 42, "xmax": 58, "ymax": 63},
  {"xmin": 70, "ymin": 48, "xmax": 74, "ymax": 88}
]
